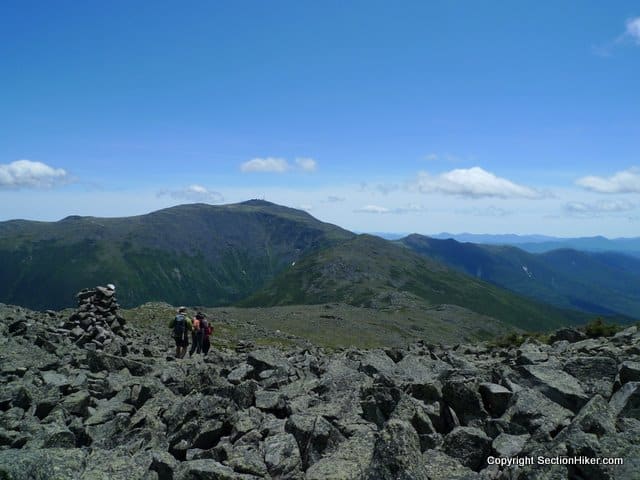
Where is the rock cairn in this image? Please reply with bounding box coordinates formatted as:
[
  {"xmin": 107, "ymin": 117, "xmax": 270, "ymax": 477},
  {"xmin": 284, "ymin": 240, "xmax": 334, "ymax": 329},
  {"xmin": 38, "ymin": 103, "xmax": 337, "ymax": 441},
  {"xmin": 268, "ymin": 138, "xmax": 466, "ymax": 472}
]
[
  {"xmin": 0, "ymin": 302, "xmax": 639, "ymax": 479},
  {"xmin": 63, "ymin": 285, "xmax": 127, "ymax": 352}
]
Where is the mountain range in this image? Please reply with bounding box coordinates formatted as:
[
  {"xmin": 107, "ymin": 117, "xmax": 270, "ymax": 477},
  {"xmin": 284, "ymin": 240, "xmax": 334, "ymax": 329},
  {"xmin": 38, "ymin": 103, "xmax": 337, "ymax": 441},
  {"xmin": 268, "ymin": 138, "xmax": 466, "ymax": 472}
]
[
  {"xmin": 0, "ymin": 200, "xmax": 637, "ymax": 337},
  {"xmin": 428, "ymin": 232, "xmax": 640, "ymax": 258},
  {"xmin": 399, "ymin": 234, "xmax": 640, "ymax": 319}
]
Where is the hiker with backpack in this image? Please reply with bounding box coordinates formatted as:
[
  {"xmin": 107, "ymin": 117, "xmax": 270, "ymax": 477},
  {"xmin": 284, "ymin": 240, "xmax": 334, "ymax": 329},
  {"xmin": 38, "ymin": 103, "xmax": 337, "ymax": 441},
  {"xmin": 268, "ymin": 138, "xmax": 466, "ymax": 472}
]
[
  {"xmin": 169, "ymin": 306, "xmax": 192, "ymax": 358},
  {"xmin": 189, "ymin": 311, "xmax": 206, "ymax": 357},
  {"xmin": 200, "ymin": 313, "xmax": 212, "ymax": 356}
]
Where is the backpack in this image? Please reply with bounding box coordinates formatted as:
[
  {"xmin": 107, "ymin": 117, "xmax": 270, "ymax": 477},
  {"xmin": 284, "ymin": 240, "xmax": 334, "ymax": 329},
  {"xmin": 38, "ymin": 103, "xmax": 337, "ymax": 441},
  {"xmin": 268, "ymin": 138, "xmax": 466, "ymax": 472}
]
[
  {"xmin": 173, "ymin": 314, "xmax": 186, "ymax": 339},
  {"xmin": 200, "ymin": 318, "xmax": 209, "ymax": 334}
]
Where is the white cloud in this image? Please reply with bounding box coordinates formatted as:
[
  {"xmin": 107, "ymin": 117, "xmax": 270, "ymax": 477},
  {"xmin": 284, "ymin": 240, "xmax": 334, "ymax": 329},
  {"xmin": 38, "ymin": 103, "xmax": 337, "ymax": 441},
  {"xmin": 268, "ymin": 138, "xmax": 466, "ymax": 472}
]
[
  {"xmin": 157, "ymin": 184, "xmax": 223, "ymax": 203},
  {"xmin": 625, "ymin": 17, "xmax": 640, "ymax": 44},
  {"xmin": 594, "ymin": 16, "xmax": 640, "ymax": 55},
  {"xmin": 0, "ymin": 159, "xmax": 69, "ymax": 189},
  {"xmin": 456, "ymin": 205, "xmax": 513, "ymax": 217},
  {"xmin": 354, "ymin": 203, "xmax": 427, "ymax": 215},
  {"xmin": 240, "ymin": 157, "xmax": 318, "ymax": 173},
  {"xmin": 296, "ymin": 157, "xmax": 317, "ymax": 172},
  {"xmin": 414, "ymin": 167, "xmax": 542, "ymax": 199},
  {"xmin": 576, "ymin": 167, "xmax": 640, "ymax": 194},
  {"xmin": 240, "ymin": 157, "xmax": 289, "ymax": 173},
  {"xmin": 324, "ymin": 195, "xmax": 345, "ymax": 203},
  {"xmin": 355, "ymin": 204, "xmax": 391, "ymax": 214},
  {"xmin": 564, "ymin": 200, "xmax": 636, "ymax": 218}
]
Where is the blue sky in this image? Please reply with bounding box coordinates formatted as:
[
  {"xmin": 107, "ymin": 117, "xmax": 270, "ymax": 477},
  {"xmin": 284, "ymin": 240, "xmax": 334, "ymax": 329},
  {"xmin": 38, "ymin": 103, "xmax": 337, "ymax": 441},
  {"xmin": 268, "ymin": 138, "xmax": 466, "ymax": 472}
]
[{"xmin": 1, "ymin": 1, "xmax": 639, "ymax": 236}]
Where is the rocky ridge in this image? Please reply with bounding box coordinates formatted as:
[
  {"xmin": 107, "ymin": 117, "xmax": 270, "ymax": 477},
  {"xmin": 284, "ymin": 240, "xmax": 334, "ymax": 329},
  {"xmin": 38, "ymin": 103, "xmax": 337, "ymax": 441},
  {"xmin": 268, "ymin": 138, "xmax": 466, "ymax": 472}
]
[{"xmin": 0, "ymin": 300, "xmax": 639, "ymax": 479}]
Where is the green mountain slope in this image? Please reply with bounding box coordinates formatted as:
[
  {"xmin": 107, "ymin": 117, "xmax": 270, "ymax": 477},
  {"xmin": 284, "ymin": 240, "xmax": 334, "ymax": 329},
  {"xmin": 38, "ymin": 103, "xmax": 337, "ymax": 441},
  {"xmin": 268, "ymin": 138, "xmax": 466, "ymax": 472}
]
[
  {"xmin": 242, "ymin": 234, "xmax": 588, "ymax": 332},
  {"xmin": 399, "ymin": 234, "xmax": 640, "ymax": 319},
  {"xmin": 0, "ymin": 200, "xmax": 353, "ymax": 309}
]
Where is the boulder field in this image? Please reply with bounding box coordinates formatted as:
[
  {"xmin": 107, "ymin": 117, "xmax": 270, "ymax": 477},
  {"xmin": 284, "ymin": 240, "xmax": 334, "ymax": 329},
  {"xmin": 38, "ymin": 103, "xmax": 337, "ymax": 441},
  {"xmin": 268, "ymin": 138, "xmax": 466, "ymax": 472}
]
[{"xmin": 0, "ymin": 298, "xmax": 639, "ymax": 479}]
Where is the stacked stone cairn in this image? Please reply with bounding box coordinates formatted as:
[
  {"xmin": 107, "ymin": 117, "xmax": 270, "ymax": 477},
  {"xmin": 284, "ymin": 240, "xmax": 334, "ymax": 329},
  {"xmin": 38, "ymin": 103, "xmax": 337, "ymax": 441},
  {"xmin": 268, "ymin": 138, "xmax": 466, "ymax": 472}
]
[{"xmin": 63, "ymin": 285, "xmax": 127, "ymax": 352}]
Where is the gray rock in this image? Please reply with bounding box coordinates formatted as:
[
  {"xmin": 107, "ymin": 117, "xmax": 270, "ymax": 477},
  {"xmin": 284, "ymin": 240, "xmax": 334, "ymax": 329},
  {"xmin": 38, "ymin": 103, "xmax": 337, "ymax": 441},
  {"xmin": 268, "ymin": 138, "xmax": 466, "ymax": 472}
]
[
  {"xmin": 563, "ymin": 356, "xmax": 618, "ymax": 397},
  {"xmin": 225, "ymin": 444, "xmax": 269, "ymax": 477},
  {"xmin": 227, "ymin": 364, "xmax": 254, "ymax": 384},
  {"xmin": 176, "ymin": 459, "xmax": 259, "ymax": 480},
  {"xmin": 520, "ymin": 364, "xmax": 589, "ymax": 412},
  {"xmin": 86, "ymin": 350, "xmax": 151, "ymax": 376},
  {"xmin": 193, "ymin": 419, "xmax": 226, "ymax": 450},
  {"xmin": 442, "ymin": 426, "xmax": 491, "ymax": 471},
  {"xmin": 0, "ymin": 448, "xmax": 87, "ymax": 480},
  {"xmin": 42, "ymin": 426, "xmax": 76, "ymax": 448},
  {"xmin": 503, "ymin": 388, "xmax": 573, "ymax": 439},
  {"xmin": 247, "ymin": 349, "xmax": 290, "ymax": 373},
  {"xmin": 80, "ymin": 448, "xmax": 156, "ymax": 480},
  {"xmin": 549, "ymin": 328, "xmax": 587, "ymax": 344},
  {"xmin": 366, "ymin": 419, "xmax": 429, "ymax": 480},
  {"xmin": 149, "ymin": 450, "xmax": 178, "ymax": 480},
  {"xmin": 390, "ymin": 395, "xmax": 437, "ymax": 451},
  {"xmin": 232, "ymin": 380, "xmax": 258, "ymax": 409},
  {"xmin": 41, "ymin": 371, "xmax": 71, "ymax": 389},
  {"xmin": 492, "ymin": 432, "xmax": 530, "ymax": 457},
  {"xmin": 305, "ymin": 430, "xmax": 376, "ymax": 480},
  {"xmin": 619, "ymin": 361, "xmax": 640, "ymax": 384},
  {"xmin": 442, "ymin": 378, "xmax": 487, "ymax": 425},
  {"xmin": 558, "ymin": 394, "xmax": 617, "ymax": 439},
  {"xmin": 255, "ymin": 390, "xmax": 287, "ymax": 415},
  {"xmin": 612, "ymin": 325, "xmax": 638, "ymax": 344},
  {"xmin": 285, "ymin": 414, "xmax": 344, "ymax": 468},
  {"xmin": 358, "ymin": 349, "xmax": 398, "ymax": 377},
  {"xmin": 61, "ymin": 390, "xmax": 91, "ymax": 416},
  {"xmin": 422, "ymin": 449, "xmax": 480, "ymax": 480},
  {"xmin": 516, "ymin": 351, "xmax": 549, "ymax": 365},
  {"xmin": 263, "ymin": 433, "xmax": 303, "ymax": 478},
  {"xmin": 609, "ymin": 381, "xmax": 640, "ymax": 419},
  {"xmin": 479, "ymin": 382, "xmax": 512, "ymax": 417}
]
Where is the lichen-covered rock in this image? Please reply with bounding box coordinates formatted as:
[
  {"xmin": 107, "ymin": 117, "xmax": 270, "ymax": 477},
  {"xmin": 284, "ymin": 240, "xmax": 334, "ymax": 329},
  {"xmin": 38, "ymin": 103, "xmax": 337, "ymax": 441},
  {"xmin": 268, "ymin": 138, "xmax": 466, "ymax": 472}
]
[
  {"xmin": 263, "ymin": 433, "xmax": 303, "ymax": 478},
  {"xmin": 443, "ymin": 426, "xmax": 491, "ymax": 471},
  {"xmin": 609, "ymin": 381, "xmax": 640, "ymax": 419},
  {"xmin": 366, "ymin": 419, "xmax": 429, "ymax": 479},
  {"xmin": 520, "ymin": 365, "xmax": 589, "ymax": 413},
  {"xmin": 479, "ymin": 382, "xmax": 512, "ymax": 417},
  {"xmin": 0, "ymin": 448, "xmax": 86, "ymax": 480}
]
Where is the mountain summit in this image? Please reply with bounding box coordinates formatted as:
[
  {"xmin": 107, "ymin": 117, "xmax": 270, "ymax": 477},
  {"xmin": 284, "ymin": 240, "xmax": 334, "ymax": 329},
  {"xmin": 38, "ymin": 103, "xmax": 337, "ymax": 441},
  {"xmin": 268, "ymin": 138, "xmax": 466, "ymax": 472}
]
[{"xmin": 0, "ymin": 201, "xmax": 352, "ymax": 309}]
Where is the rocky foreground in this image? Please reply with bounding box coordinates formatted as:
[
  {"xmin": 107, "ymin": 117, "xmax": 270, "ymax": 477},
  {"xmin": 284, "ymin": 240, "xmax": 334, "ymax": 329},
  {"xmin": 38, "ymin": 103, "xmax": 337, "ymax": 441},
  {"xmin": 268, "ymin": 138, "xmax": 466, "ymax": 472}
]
[{"xmin": 1, "ymin": 300, "xmax": 640, "ymax": 479}]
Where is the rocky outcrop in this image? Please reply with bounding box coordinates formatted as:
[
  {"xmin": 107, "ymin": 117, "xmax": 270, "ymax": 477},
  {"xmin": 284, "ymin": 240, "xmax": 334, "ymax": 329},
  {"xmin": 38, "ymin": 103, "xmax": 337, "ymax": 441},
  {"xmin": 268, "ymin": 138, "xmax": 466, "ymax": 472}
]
[{"xmin": 0, "ymin": 302, "xmax": 639, "ymax": 479}]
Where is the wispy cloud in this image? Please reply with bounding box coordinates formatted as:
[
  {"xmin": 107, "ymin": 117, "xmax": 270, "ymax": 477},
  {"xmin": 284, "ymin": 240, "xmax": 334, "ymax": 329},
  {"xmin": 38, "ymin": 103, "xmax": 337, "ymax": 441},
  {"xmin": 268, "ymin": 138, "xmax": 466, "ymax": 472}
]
[
  {"xmin": 240, "ymin": 157, "xmax": 318, "ymax": 173},
  {"xmin": 593, "ymin": 16, "xmax": 640, "ymax": 56},
  {"xmin": 354, "ymin": 203, "xmax": 427, "ymax": 215},
  {"xmin": 456, "ymin": 205, "xmax": 513, "ymax": 217},
  {"xmin": 157, "ymin": 184, "xmax": 223, "ymax": 203},
  {"xmin": 240, "ymin": 157, "xmax": 289, "ymax": 173},
  {"xmin": 0, "ymin": 159, "xmax": 69, "ymax": 189},
  {"xmin": 295, "ymin": 157, "xmax": 317, "ymax": 172},
  {"xmin": 355, "ymin": 204, "xmax": 391, "ymax": 214},
  {"xmin": 413, "ymin": 167, "xmax": 542, "ymax": 199},
  {"xmin": 357, "ymin": 182, "xmax": 401, "ymax": 195},
  {"xmin": 576, "ymin": 167, "xmax": 640, "ymax": 194},
  {"xmin": 324, "ymin": 195, "xmax": 345, "ymax": 203},
  {"xmin": 625, "ymin": 17, "xmax": 640, "ymax": 44},
  {"xmin": 564, "ymin": 200, "xmax": 636, "ymax": 218}
]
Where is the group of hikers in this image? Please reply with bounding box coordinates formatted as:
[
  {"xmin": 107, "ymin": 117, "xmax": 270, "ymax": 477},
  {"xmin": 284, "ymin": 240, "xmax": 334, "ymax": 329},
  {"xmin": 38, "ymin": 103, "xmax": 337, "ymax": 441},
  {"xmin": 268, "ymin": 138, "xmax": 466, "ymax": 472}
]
[{"xmin": 169, "ymin": 306, "xmax": 213, "ymax": 358}]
